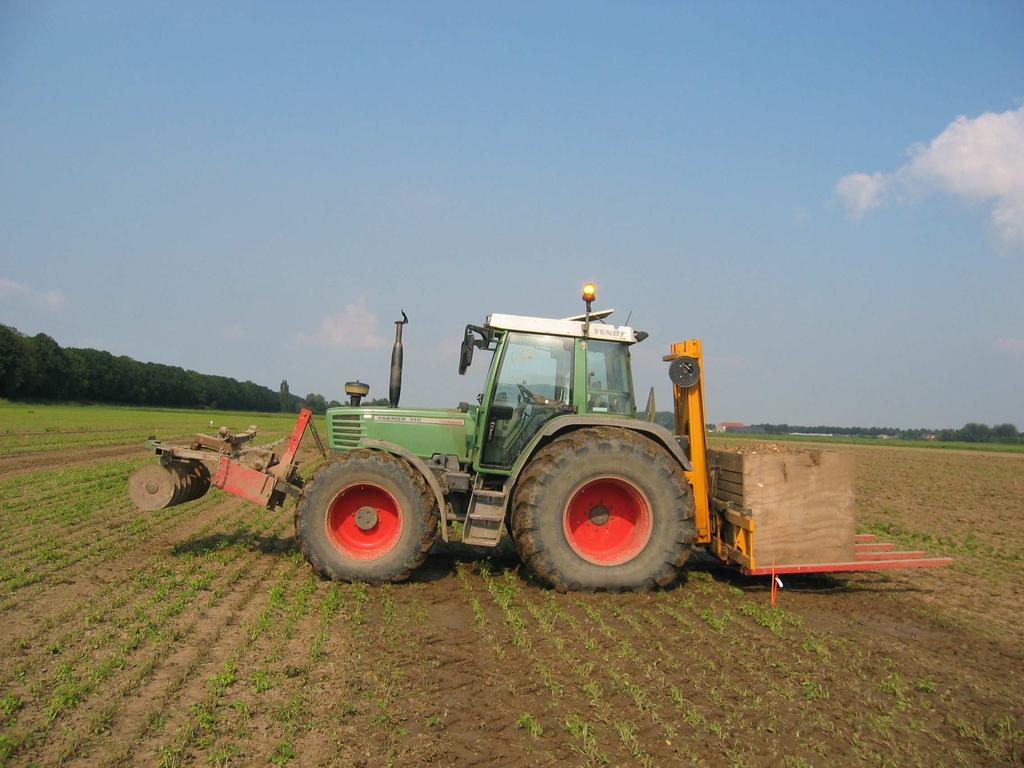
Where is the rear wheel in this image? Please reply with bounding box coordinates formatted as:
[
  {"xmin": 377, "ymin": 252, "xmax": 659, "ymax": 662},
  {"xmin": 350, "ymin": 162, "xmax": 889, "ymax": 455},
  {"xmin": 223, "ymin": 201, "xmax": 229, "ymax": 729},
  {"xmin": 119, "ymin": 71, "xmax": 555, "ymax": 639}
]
[
  {"xmin": 511, "ymin": 427, "xmax": 695, "ymax": 591},
  {"xmin": 295, "ymin": 450, "xmax": 437, "ymax": 583}
]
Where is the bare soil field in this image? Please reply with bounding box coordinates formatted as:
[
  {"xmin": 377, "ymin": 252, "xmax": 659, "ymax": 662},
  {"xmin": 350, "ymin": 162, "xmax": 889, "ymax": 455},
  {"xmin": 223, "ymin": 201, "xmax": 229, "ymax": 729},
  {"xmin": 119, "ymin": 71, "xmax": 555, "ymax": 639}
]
[{"xmin": 1, "ymin": 407, "xmax": 1022, "ymax": 767}]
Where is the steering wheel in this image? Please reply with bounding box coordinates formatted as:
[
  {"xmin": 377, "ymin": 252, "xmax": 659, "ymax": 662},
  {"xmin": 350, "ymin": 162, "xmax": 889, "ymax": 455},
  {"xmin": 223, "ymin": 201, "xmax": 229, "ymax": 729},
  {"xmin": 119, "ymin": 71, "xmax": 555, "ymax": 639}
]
[{"xmin": 517, "ymin": 383, "xmax": 538, "ymax": 404}]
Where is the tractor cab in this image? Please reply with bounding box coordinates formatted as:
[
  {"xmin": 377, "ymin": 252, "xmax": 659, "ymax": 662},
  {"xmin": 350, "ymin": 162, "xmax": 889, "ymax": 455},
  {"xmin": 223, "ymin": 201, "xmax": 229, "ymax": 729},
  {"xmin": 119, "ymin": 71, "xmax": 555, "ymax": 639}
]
[
  {"xmin": 459, "ymin": 284, "xmax": 650, "ymax": 471},
  {"xmin": 460, "ymin": 309, "xmax": 647, "ymax": 470}
]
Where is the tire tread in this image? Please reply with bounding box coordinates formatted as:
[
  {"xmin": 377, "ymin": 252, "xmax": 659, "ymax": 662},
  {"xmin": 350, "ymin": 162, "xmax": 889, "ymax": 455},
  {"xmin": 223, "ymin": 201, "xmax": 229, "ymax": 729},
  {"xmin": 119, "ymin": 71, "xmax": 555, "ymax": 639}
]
[{"xmin": 512, "ymin": 427, "xmax": 695, "ymax": 591}]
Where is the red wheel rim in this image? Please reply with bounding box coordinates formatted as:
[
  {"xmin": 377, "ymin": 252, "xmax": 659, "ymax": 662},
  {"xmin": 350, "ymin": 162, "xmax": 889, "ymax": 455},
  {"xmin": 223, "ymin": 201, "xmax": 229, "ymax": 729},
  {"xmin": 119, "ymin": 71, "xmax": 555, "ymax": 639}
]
[
  {"xmin": 326, "ymin": 482, "xmax": 403, "ymax": 560},
  {"xmin": 563, "ymin": 476, "xmax": 652, "ymax": 566}
]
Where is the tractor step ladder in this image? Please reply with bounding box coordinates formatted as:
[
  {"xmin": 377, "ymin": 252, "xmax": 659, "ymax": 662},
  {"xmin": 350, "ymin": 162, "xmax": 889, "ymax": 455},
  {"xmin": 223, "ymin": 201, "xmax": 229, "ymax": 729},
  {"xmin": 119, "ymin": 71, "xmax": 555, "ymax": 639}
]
[{"xmin": 462, "ymin": 482, "xmax": 506, "ymax": 546}]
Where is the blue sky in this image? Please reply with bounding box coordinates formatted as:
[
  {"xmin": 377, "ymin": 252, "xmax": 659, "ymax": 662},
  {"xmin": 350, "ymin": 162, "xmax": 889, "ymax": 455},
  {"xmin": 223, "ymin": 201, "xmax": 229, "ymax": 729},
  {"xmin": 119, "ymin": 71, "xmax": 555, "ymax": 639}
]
[{"xmin": 1, "ymin": 2, "xmax": 1022, "ymax": 427}]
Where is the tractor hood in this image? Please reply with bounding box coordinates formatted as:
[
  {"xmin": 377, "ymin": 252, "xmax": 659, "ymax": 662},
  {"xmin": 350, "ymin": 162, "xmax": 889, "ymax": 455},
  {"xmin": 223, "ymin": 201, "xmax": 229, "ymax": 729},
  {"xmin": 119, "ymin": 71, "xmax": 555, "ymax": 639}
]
[{"xmin": 326, "ymin": 406, "xmax": 475, "ymax": 462}]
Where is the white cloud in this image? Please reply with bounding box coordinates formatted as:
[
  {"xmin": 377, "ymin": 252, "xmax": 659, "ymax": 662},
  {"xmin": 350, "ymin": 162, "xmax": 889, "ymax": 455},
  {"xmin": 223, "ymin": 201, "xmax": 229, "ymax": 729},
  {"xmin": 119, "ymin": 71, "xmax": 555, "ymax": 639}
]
[
  {"xmin": 0, "ymin": 277, "xmax": 67, "ymax": 309},
  {"xmin": 296, "ymin": 297, "xmax": 387, "ymax": 349},
  {"xmin": 991, "ymin": 198, "xmax": 1024, "ymax": 245},
  {"xmin": 835, "ymin": 172, "xmax": 889, "ymax": 219},
  {"xmin": 835, "ymin": 106, "xmax": 1024, "ymax": 245}
]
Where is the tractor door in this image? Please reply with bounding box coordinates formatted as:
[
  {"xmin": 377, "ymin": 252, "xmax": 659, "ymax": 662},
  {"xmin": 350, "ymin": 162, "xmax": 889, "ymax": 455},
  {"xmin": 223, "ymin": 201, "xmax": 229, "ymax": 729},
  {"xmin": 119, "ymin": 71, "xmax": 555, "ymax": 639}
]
[
  {"xmin": 478, "ymin": 333, "xmax": 575, "ymax": 468},
  {"xmin": 583, "ymin": 340, "xmax": 637, "ymax": 416}
]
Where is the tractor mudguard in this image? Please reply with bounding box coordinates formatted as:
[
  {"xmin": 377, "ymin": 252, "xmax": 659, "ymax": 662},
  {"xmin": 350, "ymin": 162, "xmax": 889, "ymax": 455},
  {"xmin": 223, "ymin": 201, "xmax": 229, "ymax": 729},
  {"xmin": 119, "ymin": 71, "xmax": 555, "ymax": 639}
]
[{"xmin": 360, "ymin": 439, "xmax": 452, "ymax": 542}]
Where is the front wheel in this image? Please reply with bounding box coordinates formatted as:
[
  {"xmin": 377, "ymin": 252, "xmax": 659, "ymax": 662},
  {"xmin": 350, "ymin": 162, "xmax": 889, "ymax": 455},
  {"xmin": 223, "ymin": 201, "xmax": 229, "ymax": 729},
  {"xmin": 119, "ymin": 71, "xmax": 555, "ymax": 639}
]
[
  {"xmin": 294, "ymin": 450, "xmax": 438, "ymax": 583},
  {"xmin": 511, "ymin": 427, "xmax": 696, "ymax": 591}
]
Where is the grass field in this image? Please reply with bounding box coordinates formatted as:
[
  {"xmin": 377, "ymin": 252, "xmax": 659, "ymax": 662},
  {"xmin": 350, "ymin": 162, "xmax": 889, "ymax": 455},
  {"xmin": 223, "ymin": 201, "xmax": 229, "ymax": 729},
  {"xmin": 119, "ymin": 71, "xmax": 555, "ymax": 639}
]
[
  {"xmin": 0, "ymin": 402, "xmax": 303, "ymax": 457},
  {"xmin": 0, "ymin": 402, "xmax": 1022, "ymax": 766}
]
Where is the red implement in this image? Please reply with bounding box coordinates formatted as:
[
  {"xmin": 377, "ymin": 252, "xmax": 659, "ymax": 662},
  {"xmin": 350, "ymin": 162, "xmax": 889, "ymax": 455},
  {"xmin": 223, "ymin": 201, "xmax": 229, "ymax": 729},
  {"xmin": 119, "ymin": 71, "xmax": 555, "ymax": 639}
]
[
  {"xmin": 135, "ymin": 408, "xmax": 326, "ymax": 512},
  {"xmin": 209, "ymin": 408, "xmax": 316, "ymax": 507}
]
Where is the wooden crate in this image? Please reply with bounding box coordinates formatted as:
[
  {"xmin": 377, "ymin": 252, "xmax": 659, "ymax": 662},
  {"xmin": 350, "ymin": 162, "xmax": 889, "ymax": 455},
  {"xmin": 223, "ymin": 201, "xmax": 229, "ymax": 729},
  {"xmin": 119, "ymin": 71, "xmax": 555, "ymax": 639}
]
[{"xmin": 707, "ymin": 448, "xmax": 856, "ymax": 566}]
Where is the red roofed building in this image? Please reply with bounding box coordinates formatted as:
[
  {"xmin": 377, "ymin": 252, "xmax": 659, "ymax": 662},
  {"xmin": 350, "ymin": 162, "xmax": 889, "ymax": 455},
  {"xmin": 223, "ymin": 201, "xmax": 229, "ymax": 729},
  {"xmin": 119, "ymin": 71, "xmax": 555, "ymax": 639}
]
[{"xmin": 717, "ymin": 422, "xmax": 748, "ymax": 432}]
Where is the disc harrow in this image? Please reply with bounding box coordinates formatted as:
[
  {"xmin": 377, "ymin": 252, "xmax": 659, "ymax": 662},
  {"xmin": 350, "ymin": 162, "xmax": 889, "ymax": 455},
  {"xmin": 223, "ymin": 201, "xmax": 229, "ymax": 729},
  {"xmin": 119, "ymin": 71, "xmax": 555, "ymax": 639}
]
[{"xmin": 128, "ymin": 409, "xmax": 324, "ymax": 512}]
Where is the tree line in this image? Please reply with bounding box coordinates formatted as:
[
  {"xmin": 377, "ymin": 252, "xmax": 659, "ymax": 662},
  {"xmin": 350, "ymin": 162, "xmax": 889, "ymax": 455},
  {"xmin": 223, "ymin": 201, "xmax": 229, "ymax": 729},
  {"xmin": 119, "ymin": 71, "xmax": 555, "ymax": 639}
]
[{"xmin": 0, "ymin": 325, "xmax": 341, "ymax": 414}]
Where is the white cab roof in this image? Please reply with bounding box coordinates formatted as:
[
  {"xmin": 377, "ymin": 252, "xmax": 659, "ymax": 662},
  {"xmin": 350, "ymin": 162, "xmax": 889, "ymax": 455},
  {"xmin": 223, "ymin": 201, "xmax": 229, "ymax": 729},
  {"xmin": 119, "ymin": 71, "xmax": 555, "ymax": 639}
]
[{"xmin": 485, "ymin": 312, "xmax": 641, "ymax": 344}]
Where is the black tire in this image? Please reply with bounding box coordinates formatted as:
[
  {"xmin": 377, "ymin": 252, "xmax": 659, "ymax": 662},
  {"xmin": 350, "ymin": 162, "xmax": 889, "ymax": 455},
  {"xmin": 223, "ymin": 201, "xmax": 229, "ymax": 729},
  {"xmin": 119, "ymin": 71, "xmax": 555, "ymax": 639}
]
[
  {"xmin": 511, "ymin": 427, "xmax": 695, "ymax": 591},
  {"xmin": 294, "ymin": 449, "xmax": 438, "ymax": 583}
]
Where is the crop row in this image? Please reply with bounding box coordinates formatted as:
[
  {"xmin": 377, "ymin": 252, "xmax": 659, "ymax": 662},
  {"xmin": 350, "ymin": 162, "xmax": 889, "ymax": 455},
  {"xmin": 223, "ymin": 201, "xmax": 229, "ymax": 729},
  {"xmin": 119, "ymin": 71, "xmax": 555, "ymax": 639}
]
[
  {"xmin": 447, "ymin": 560, "xmax": 1006, "ymax": 768},
  {"xmin": 0, "ymin": 496, "xmax": 291, "ymax": 765}
]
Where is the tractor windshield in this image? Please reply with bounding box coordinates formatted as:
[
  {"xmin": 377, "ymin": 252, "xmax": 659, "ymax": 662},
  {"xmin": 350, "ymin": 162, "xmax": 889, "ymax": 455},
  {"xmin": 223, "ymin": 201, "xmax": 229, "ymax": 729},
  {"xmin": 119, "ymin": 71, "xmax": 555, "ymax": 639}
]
[
  {"xmin": 482, "ymin": 333, "xmax": 574, "ymax": 467},
  {"xmin": 585, "ymin": 340, "xmax": 635, "ymax": 415}
]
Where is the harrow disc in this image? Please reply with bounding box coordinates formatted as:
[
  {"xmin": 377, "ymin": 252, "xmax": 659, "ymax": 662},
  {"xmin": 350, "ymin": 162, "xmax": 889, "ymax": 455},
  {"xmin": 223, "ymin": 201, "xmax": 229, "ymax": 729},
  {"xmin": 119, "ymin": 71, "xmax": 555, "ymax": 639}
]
[
  {"xmin": 128, "ymin": 464, "xmax": 180, "ymax": 511},
  {"xmin": 189, "ymin": 461, "xmax": 212, "ymax": 500},
  {"xmin": 178, "ymin": 461, "xmax": 212, "ymax": 503},
  {"xmin": 129, "ymin": 461, "xmax": 212, "ymax": 510},
  {"xmin": 170, "ymin": 464, "xmax": 196, "ymax": 506}
]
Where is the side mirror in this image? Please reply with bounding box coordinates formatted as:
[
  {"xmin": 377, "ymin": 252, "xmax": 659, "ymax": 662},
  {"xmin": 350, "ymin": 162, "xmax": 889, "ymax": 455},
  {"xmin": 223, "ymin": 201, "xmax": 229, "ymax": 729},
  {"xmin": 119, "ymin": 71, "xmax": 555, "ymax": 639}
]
[
  {"xmin": 458, "ymin": 332, "xmax": 475, "ymax": 375},
  {"xmin": 458, "ymin": 324, "xmax": 494, "ymax": 375}
]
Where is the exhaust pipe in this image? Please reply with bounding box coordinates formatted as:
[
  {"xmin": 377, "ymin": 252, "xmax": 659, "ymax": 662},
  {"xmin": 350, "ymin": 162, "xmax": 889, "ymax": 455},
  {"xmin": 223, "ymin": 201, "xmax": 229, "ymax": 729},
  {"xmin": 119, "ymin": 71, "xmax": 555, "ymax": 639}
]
[{"xmin": 389, "ymin": 311, "xmax": 408, "ymax": 407}]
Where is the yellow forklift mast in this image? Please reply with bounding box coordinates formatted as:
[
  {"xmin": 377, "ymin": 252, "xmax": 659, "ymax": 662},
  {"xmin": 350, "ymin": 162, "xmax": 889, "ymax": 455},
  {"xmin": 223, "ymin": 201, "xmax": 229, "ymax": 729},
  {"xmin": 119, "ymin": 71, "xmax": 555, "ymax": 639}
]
[{"xmin": 665, "ymin": 339, "xmax": 756, "ymax": 569}]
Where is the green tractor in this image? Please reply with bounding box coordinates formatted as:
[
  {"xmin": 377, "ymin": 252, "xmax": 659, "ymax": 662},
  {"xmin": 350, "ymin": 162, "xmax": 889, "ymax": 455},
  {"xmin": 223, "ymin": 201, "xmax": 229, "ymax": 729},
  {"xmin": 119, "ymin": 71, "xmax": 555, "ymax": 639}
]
[
  {"xmin": 132, "ymin": 285, "xmax": 955, "ymax": 588},
  {"xmin": 298, "ymin": 285, "xmax": 696, "ymax": 591}
]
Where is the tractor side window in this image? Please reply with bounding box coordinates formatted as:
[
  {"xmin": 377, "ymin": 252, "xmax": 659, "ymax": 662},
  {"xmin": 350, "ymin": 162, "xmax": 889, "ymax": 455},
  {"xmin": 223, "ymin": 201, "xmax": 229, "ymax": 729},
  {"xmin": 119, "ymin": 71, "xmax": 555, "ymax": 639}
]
[
  {"xmin": 586, "ymin": 341, "xmax": 635, "ymax": 415},
  {"xmin": 482, "ymin": 333, "xmax": 574, "ymax": 467}
]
